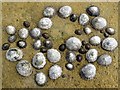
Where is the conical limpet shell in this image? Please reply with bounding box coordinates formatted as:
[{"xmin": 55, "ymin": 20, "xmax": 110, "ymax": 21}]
[
  {"xmin": 79, "ymin": 13, "xmax": 89, "ymax": 26},
  {"xmin": 80, "ymin": 63, "xmax": 96, "ymax": 80},
  {"xmin": 18, "ymin": 28, "xmax": 29, "ymax": 39},
  {"xmin": 91, "ymin": 17, "xmax": 107, "ymax": 30},
  {"xmin": 66, "ymin": 51, "xmax": 76, "ymax": 63},
  {"xmin": 86, "ymin": 49, "xmax": 98, "ymax": 62},
  {"xmin": 66, "ymin": 37, "xmax": 82, "ymax": 51},
  {"xmin": 97, "ymin": 54, "xmax": 112, "ymax": 66},
  {"xmin": 47, "ymin": 49, "xmax": 61, "ymax": 63},
  {"xmin": 38, "ymin": 17, "xmax": 52, "ymax": 30},
  {"xmin": 89, "ymin": 35, "xmax": 101, "ymax": 45},
  {"xmin": 102, "ymin": 37, "xmax": 118, "ymax": 51},
  {"xmin": 6, "ymin": 25, "xmax": 16, "ymax": 35},
  {"xmin": 32, "ymin": 52, "xmax": 46, "ymax": 69},
  {"xmin": 59, "ymin": 6, "xmax": 72, "ymax": 18},
  {"xmin": 16, "ymin": 60, "xmax": 32, "ymax": 77},
  {"xmin": 49, "ymin": 64, "xmax": 62, "ymax": 80},
  {"xmin": 30, "ymin": 28, "xmax": 41, "ymax": 39},
  {"xmin": 33, "ymin": 40, "xmax": 42, "ymax": 50},
  {"xmin": 6, "ymin": 48, "xmax": 23, "ymax": 62},
  {"xmin": 35, "ymin": 72, "xmax": 47, "ymax": 86}
]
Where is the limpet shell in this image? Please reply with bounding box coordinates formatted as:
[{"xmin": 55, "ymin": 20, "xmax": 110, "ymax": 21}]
[
  {"xmin": 91, "ymin": 17, "xmax": 107, "ymax": 30},
  {"xmin": 79, "ymin": 13, "xmax": 89, "ymax": 26},
  {"xmin": 66, "ymin": 51, "xmax": 76, "ymax": 62},
  {"xmin": 33, "ymin": 40, "xmax": 41, "ymax": 50},
  {"xmin": 86, "ymin": 49, "xmax": 98, "ymax": 62},
  {"xmin": 97, "ymin": 54, "xmax": 112, "ymax": 66},
  {"xmin": 84, "ymin": 27, "xmax": 92, "ymax": 34},
  {"xmin": 32, "ymin": 53, "xmax": 46, "ymax": 69},
  {"xmin": 30, "ymin": 28, "xmax": 41, "ymax": 39},
  {"xmin": 43, "ymin": 6, "xmax": 56, "ymax": 18},
  {"xmin": 8, "ymin": 35, "xmax": 17, "ymax": 43},
  {"xmin": 16, "ymin": 60, "xmax": 32, "ymax": 76},
  {"xmin": 65, "ymin": 63, "xmax": 74, "ymax": 70},
  {"xmin": 81, "ymin": 63, "xmax": 96, "ymax": 80},
  {"xmin": 89, "ymin": 36, "xmax": 101, "ymax": 45},
  {"xmin": 6, "ymin": 25, "xmax": 16, "ymax": 35},
  {"xmin": 38, "ymin": 17, "xmax": 52, "ymax": 30},
  {"xmin": 59, "ymin": 6, "xmax": 72, "ymax": 18},
  {"xmin": 47, "ymin": 49, "xmax": 61, "ymax": 63},
  {"xmin": 102, "ymin": 37, "xmax": 118, "ymax": 51},
  {"xmin": 19, "ymin": 28, "xmax": 29, "ymax": 39},
  {"xmin": 49, "ymin": 64, "xmax": 62, "ymax": 80},
  {"xmin": 35, "ymin": 72, "xmax": 47, "ymax": 86},
  {"xmin": 66, "ymin": 37, "xmax": 82, "ymax": 51},
  {"xmin": 6, "ymin": 48, "xmax": 23, "ymax": 62},
  {"xmin": 105, "ymin": 27, "xmax": 115, "ymax": 35}
]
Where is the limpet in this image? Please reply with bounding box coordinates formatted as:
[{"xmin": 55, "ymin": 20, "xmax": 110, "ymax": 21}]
[
  {"xmin": 30, "ymin": 28, "xmax": 41, "ymax": 39},
  {"xmin": 47, "ymin": 49, "xmax": 61, "ymax": 63},
  {"xmin": 17, "ymin": 40, "xmax": 27, "ymax": 49},
  {"xmin": 102, "ymin": 37, "xmax": 118, "ymax": 51},
  {"xmin": 43, "ymin": 6, "xmax": 56, "ymax": 18},
  {"xmin": 66, "ymin": 51, "xmax": 76, "ymax": 63},
  {"xmin": 16, "ymin": 60, "xmax": 32, "ymax": 76},
  {"xmin": 35, "ymin": 72, "xmax": 47, "ymax": 86},
  {"xmin": 2, "ymin": 43, "xmax": 10, "ymax": 50},
  {"xmin": 6, "ymin": 48, "xmax": 23, "ymax": 62},
  {"xmin": 79, "ymin": 13, "xmax": 89, "ymax": 26},
  {"xmin": 18, "ymin": 28, "xmax": 29, "ymax": 39},
  {"xmin": 33, "ymin": 40, "xmax": 41, "ymax": 50},
  {"xmin": 59, "ymin": 6, "xmax": 72, "ymax": 18},
  {"xmin": 38, "ymin": 17, "xmax": 52, "ymax": 30},
  {"xmin": 89, "ymin": 35, "xmax": 101, "ymax": 45},
  {"xmin": 91, "ymin": 16, "xmax": 107, "ymax": 30},
  {"xmin": 80, "ymin": 63, "xmax": 96, "ymax": 80},
  {"xmin": 32, "ymin": 52, "xmax": 46, "ymax": 69},
  {"xmin": 97, "ymin": 54, "xmax": 112, "ymax": 66},
  {"xmin": 6, "ymin": 25, "xmax": 16, "ymax": 35},
  {"xmin": 105, "ymin": 27, "xmax": 115, "ymax": 35},
  {"xmin": 8, "ymin": 35, "xmax": 17, "ymax": 43},
  {"xmin": 66, "ymin": 37, "xmax": 82, "ymax": 51},
  {"xmin": 84, "ymin": 27, "xmax": 92, "ymax": 34},
  {"xmin": 65, "ymin": 63, "xmax": 74, "ymax": 70},
  {"xmin": 49, "ymin": 64, "xmax": 62, "ymax": 80},
  {"xmin": 86, "ymin": 49, "xmax": 98, "ymax": 62}
]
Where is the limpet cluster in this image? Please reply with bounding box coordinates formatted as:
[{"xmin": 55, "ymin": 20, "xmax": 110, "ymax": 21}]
[{"xmin": 2, "ymin": 5, "xmax": 118, "ymax": 86}]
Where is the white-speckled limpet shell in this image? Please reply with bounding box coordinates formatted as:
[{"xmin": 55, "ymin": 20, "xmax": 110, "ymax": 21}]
[
  {"xmin": 16, "ymin": 60, "xmax": 32, "ymax": 77},
  {"xmin": 43, "ymin": 7, "xmax": 56, "ymax": 18},
  {"xmin": 79, "ymin": 13, "xmax": 89, "ymax": 26},
  {"xmin": 32, "ymin": 53, "xmax": 46, "ymax": 69},
  {"xmin": 38, "ymin": 17, "xmax": 52, "ymax": 30},
  {"xmin": 19, "ymin": 28, "xmax": 29, "ymax": 39},
  {"xmin": 49, "ymin": 64, "xmax": 62, "ymax": 80},
  {"xmin": 6, "ymin": 25, "xmax": 16, "ymax": 35},
  {"xmin": 81, "ymin": 63, "xmax": 96, "ymax": 80},
  {"xmin": 84, "ymin": 27, "xmax": 92, "ymax": 34},
  {"xmin": 89, "ymin": 36, "xmax": 101, "ymax": 45},
  {"xmin": 97, "ymin": 54, "xmax": 112, "ymax": 66},
  {"xmin": 35, "ymin": 72, "xmax": 47, "ymax": 86},
  {"xmin": 86, "ymin": 49, "xmax": 98, "ymax": 62},
  {"xmin": 102, "ymin": 37, "xmax": 118, "ymax": 51},
  {"xmin": 30, "ymin": 28, "xmax": 41, "ymax": 39},
  {"xmin": 66, "ymin": 37, "xmax": 82, "ymax": 51},
  {"xmin": 59, "ymin": 6, "xmax": 72, "ymax": 18},
  {"xmin": 66, "ymin": 51, "xmax": 76, "ymax": 62},
  {"xmin": 91, "ymin": 17, "xmax": 107, "ymax": 30},
  {"xmin": 33, "ymin": 40, "xmax": 42, "ymax": 50},
  {"xmin": 47, "ymin": 49, "xmax": 61, "ymax": 63},
  {"xmin": 6, "ymin": 48, "xmax": 23, "ymax": 62}
]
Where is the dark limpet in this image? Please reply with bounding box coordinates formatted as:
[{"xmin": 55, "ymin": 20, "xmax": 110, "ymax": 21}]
[
  {"xmin": 8, "ymin": 35, "xmax": 17, "ymax": 43},
  {"xmin": 43, "ymin": 39, "xmax": 53, "ymax": 49},
  {"xmin": 23, "ymin": 21, "xmax": 30, "ymax": 28},
  {"xmin": 78, "ymin": 47, "xmax": 87, "ymax": 54},
  {"xmin": 82, "ymin": 40, "xmax": 87, "ymax": 46},
  {"xmin": 70, "ymin": 14, "xmax": 78, "ymax": 22},
  {"xmin": 86, "ymin": 5, "xmax": 100, "ymax": 16},
  {"xmin": 65, "ymin": 63, "xmax": 74, "ymax": 70},
  {"xmin": 17, "ymin": 40, "xmax": 27, "ymax": 49},
  {"xmin": 2, "ymin": 43, "xmax": 10, "ymax": 50},
  {"xmin": 104, "ymin": 32, "xmax": 109, "ymax": 38},
  {"xmin": 75, "ymin": 29, "xmax": 83, "ymax": 35},
  {"xmin": 105, "ymin": 27, "xmax": 115, "ymax": 35},
  {"xmin": 42, "ymin": 33, "xmax": 50, "ymax": 39},
  {"xmin": 85, "ymin": 43, "xmax": 91, "ymax": 50},
  {"xmin": 76, "ymin": 54, "xmax": 83, "ymax": 62},
  {"xmin": 40, "ymin": 47, "xmax": 47, "ymax": 53},
  {"xmin": 59, "ymin": 44, "xmax": 66, "ymax": 51}
]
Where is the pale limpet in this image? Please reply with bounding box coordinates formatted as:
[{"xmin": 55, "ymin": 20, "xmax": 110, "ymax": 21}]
[
  {"xmin": 80, "ymin": 63, "xmax": 96, "ymax": 80},
  {"xmin": 30, "ymin": 28, "xmax": 41, "ymax": 39},
  {"xmin": 6, "ymin": 48, "xmax": 23, "ymax": 62},
  {"xmin": 19, "ymin": 28, "xmax": 29, "ymax": 39},
  {"xmin": 79, "ymin": 13, "xmax": 89, "ymax": 26},
  {"xmin": 102, "ymin": 37, "xmax": 118, "ymax": 51},
  {"xmin": 32, "ymin": 52, "xmax": 46, "ymax": 69},
  {"xmin": 47, "ymin": 49, "xmax": 61, "ymax": 63},
  {"xmin": 16, "ymin": 60, "xmax": 32, "ymax": 77},
  {"xmin": 66, "ymin": 37, "xmax": 82, "ymax": 51},
  {"xmin": 86, "ymin": 49, "xmax": 98, "ymax": 62},
  {"xmin": 84, "ymin": 27, "xmax": 92, "ymax": 34},
  {"xmin": 33, "ymin": 40, "xmax": 42, "ymax": 50},
  {"xmin": 38, "ymin": 17, "xmax": 52, "ymax": 30},
  {"xmin": 89, "ymin": 35, "xmax": 101, "ymax": 45},
  {"xmin": 66, "ymin": 51, "xmax": 76, "ymax": 63},
  {"xmin": 49, "ymin": 64, "xmax": 62, "ymax": 80},
  {"xmin": 35, "ymin": 72, "xmax": 47, "ymax": 86},
  {"xmin": 6, "ymin": 25, "xmax": 16, "ymax": 35},
  {"xmin": 97, "ymin": 54, "xmax": 112, "ymax": 66}
]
